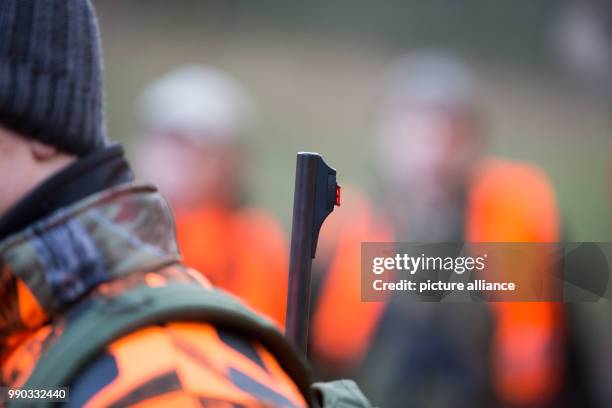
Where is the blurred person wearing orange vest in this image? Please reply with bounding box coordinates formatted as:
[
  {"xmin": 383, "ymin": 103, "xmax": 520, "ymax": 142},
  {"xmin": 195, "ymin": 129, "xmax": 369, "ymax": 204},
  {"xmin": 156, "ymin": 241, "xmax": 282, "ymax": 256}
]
[
  {"xmin": 134, "ymin": 66, "xmax": 289, "ymax": 327},
  {"xmin": 311, "ymin": 52, "xmax": 565, "ymax": 407}
]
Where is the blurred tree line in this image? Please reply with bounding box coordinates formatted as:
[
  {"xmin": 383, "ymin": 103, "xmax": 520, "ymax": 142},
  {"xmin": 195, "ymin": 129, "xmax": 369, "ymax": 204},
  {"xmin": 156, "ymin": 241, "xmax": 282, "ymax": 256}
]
[{"xmin": 97, "ymin": 0, "xmax": 562, "ymax": 69}]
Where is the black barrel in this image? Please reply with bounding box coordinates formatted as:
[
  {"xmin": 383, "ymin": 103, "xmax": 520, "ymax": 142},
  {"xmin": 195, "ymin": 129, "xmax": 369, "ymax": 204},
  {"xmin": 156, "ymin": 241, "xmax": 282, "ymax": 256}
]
[{"xmin": 286, "ymin": 152, "xmax": 338, "ymax": 354}]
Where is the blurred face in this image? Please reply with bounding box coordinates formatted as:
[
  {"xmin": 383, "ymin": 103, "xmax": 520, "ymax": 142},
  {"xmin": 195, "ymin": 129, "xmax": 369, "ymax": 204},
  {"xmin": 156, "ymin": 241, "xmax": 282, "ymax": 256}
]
[
  {"xmin": 136, "ymin": 134, "xmax": 241, "ymax": 210},
  {"xmin": 378, "ymin": 108, "xmax": 483, "ymax": 198}
]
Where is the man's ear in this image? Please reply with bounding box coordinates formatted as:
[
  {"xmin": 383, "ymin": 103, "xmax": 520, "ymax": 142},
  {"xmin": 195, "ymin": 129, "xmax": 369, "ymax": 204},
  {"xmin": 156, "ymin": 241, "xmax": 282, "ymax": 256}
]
[{"xmin": 28, "ymin": 139, "xmax": 59, "ymax": 161}]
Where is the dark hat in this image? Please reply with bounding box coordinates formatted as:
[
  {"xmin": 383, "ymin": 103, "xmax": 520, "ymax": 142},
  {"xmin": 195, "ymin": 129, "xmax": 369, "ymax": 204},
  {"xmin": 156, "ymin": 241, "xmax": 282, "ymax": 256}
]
[{"xmin": 0, "ymin": 0, "xmax": 108, "ymax": 156}]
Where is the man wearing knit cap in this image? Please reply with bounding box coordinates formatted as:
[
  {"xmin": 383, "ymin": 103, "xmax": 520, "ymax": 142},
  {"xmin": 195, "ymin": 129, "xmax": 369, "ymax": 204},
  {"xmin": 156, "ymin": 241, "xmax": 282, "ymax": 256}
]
[{"xmin": 0, "ymin": 1, "xmax": 371, "ymax": 406}]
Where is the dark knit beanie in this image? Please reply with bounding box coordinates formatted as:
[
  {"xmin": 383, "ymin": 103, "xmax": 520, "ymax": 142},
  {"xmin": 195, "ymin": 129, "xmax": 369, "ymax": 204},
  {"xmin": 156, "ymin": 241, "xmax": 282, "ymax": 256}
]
[{"xmin": 0, "ymin": 0, "xmax": 108, "ymax": 156}]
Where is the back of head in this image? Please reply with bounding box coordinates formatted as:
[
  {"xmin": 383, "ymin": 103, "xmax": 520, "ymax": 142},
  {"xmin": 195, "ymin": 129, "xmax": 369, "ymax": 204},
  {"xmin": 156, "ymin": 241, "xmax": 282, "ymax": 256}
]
[{"xmin": 0, "ymin": 0, "xmax": 108, "ymax": 156}]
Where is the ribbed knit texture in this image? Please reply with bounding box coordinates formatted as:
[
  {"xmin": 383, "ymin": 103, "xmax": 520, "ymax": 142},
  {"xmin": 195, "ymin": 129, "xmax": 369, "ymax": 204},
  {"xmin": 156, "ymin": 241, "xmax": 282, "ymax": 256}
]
[{"xmin": 0, "ymin": 0, "xmax": 108, "ymax": 156}]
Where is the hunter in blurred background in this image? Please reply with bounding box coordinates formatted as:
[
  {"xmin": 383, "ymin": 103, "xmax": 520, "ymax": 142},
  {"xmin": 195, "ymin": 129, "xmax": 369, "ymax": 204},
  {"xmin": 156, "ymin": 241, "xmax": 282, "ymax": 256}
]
[
  {"xmin": 311, "ymin": 52, "xmax": 565, "ymax": 407},
  {"xmin": 134, "ymin": 66, "xmax": 289, "ymax": 326}
]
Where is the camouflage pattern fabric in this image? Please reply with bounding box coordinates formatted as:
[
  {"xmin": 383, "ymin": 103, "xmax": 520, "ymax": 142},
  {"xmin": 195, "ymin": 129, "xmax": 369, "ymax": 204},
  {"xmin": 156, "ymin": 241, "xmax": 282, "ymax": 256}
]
[{"xmin": 0, "ymin": 182, "xmax": 307, "ymax": 407}]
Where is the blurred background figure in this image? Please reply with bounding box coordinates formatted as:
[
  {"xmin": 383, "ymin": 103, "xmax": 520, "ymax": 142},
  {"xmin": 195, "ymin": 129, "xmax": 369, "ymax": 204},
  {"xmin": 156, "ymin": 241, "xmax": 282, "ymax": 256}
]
[
  {"xmin": 311, "ymin": 51, "xmax": 566, "ymax": 408},
  {"xmin": 555, "ymin": 0, "xmax": 612, "ymax": 106},
  {"xmin": 134, "ymin": 65, "xmax": 289, "ymax": 326},
  {"xmin": 554, "ymin": 2, "xmax": 612, "ymax": 407}
]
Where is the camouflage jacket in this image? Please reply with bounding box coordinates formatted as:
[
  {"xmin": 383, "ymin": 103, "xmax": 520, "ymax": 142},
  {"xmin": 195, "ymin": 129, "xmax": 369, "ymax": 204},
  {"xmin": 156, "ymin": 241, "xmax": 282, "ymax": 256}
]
[
  {"xmin": 0, "ymin": 180, "xmax": 373, "ymax": 407},
  {"xmin": 0, "ymin": 182, "xmax": 311, "ymax": 406}
]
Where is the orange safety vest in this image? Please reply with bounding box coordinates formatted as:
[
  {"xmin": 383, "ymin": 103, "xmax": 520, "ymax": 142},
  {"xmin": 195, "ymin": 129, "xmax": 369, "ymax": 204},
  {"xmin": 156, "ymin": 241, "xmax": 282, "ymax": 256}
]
[
  {"xmin": 467, "ymin": 158, "xmax": 563, "ymax": 406},
  {"xmin": 312, "ymin": 158, "xmax": 563, "ymax": 405},
  {"xmin": 1, "ymin": 266, "xmax": 307, "ymax": 408},
  {"xmin": 174, "ymin": 206, "xmax": 289, "ymax": 328},
  {"xmin": 312, "ymin": 187, "xmax": 393, "ymax": 373}
]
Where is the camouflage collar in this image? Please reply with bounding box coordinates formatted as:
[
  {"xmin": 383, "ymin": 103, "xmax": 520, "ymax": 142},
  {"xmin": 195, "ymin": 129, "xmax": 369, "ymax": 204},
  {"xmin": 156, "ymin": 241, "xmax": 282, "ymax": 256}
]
[{"xmin": 0, "ymin": 182, "xmax": 180, "ymax": 317}]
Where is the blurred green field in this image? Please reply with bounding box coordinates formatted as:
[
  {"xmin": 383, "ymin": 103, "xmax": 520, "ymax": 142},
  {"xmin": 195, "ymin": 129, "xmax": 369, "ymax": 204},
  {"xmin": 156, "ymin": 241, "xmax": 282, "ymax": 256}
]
[{"xmin": 95, "ymin": 1, "xmax": 612, "ymax": 241}]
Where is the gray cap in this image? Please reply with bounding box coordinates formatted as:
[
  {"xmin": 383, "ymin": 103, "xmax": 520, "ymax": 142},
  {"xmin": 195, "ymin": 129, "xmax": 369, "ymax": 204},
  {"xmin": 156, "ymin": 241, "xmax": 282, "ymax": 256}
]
[
  {"xmin": 383, "ymin": 51, "xmax": 481, "ymax": 115},
  {"xmin": 138, "ymin": 65, "xmax": 254, "ymax": 145}
]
